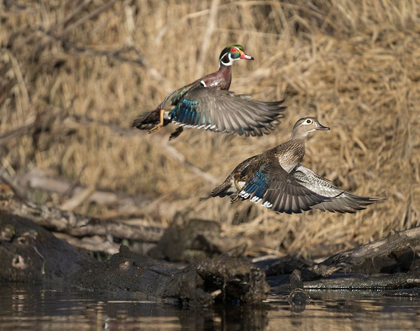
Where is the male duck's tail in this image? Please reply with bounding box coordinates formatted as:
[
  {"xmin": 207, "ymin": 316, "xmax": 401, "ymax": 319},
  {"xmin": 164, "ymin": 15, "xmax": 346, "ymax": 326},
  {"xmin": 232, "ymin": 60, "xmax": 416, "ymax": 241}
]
[{"xmin": 132, "ymin": 109, "xmax": 170, "ymax": 130}]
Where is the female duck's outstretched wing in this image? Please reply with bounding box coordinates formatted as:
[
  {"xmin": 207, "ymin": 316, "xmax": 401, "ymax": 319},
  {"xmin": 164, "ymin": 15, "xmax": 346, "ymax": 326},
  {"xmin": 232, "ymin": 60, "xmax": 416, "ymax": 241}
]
[
  {"xmin": 169, "ymin": 86, "xmax": 286, "ymax": 137},
  {"xmin": 237, "ymin": 160, "xmax": 329, "ymax": 213},
  {"xmin": 290, "ymin": 165, "xmax": 384, "ymax": 213}
]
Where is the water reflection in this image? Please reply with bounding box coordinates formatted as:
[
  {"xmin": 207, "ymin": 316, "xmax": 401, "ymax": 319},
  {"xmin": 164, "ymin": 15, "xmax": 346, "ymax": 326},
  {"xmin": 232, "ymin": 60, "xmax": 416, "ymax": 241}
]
[{"xmin": 0, "ymin": 284, "xmax": 419, "ymax": 330}]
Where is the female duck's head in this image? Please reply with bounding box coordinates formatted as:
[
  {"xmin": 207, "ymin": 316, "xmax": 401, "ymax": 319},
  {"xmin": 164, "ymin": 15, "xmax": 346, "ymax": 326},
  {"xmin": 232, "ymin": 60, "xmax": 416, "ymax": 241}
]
[{"xmin": 291, "ymin": 117, "xmax": 330, "ymax": 139}]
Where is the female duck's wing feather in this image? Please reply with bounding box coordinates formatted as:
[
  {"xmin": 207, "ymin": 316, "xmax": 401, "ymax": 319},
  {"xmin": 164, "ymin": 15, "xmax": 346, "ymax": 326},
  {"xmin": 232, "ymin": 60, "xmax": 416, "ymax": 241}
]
[
  {"xmin": 200, "ymin": 155, "xmax": 260, "ymax": 200},
  {"xmin": 291, "ymin": 165, "xmax": 383, "ymax": 213},
  {"xmin": 169, "ymin": 86, "xmax": 286, "ymax": 136},
  {"xmin": 239, "ymin": 160, "xmax": 329, "ymax": 214}
]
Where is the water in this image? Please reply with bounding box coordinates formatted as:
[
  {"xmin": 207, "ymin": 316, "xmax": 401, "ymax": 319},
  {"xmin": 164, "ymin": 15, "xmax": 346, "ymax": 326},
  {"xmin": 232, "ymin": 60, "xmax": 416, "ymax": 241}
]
[{"xmin": 0, "ymin": 284, "xmax": 419, "ymax": 330}]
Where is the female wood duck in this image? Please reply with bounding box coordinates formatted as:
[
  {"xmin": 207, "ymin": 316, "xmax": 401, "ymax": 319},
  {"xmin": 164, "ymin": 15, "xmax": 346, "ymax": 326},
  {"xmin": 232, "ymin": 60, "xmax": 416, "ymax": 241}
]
[
  {"xmin": 202, "ymin": 117, "xmax": 383, "ymax": 214},
  {"xmin": 133, "ymin": 45, "xmax": 286, "ymax": 139}
]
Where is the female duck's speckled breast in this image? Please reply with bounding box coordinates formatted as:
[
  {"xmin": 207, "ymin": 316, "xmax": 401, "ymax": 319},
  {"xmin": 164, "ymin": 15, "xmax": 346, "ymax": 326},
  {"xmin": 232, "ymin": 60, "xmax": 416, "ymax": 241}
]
[{"xmin": 276, "ymin": 139, "xmax": 305, "ymax": 173}]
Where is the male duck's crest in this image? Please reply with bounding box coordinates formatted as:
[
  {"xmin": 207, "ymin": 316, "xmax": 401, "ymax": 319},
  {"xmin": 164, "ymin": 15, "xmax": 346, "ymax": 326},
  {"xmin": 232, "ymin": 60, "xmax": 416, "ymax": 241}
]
[{"xmin": 218, "ymin": 45, "xmax": 254, "ymax": 67}]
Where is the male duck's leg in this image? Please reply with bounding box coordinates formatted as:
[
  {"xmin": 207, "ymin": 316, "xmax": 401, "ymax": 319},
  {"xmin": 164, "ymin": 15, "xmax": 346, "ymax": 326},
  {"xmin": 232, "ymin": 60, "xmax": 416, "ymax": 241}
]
[
  {"xmin": 148, "ymin": 108, "xmax": 165, "ymax": 134},
  {"xmin": 169, "ymin": 127, "xmax": 183, "ymax": 140}
]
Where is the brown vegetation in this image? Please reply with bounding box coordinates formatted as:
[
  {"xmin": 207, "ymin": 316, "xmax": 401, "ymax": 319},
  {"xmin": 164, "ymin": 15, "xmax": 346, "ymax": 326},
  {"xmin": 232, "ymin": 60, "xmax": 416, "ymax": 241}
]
[{"xmin": 1, "ymin": 0, "xmax": 419, "ymax": 257}]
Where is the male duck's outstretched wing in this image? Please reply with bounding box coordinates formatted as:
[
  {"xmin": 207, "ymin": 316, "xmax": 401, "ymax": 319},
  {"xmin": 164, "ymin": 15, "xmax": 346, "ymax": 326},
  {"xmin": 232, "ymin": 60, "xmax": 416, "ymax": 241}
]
[
  {"xmin": 169, "ymin": 86, "xmax": 286, "ymax": 137},
  {"xmin": 290, "ymin": 165, "xmax": 384, "ymax": 213},
  {"xmin": 238, "ymin": 160, "xmax": 329, "ymax": 213}
]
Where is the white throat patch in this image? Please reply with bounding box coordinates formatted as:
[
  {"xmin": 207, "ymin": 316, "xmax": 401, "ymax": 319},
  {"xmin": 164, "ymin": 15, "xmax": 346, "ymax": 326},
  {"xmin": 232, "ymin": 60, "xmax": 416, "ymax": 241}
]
[{"xmin": 218, "ymin": 53, "xmax": 233, "ymax": 68}]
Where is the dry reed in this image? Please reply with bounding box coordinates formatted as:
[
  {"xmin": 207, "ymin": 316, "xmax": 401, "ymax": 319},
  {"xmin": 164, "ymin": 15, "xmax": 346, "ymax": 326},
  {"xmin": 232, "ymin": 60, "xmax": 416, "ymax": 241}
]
[{"xmin": 1, "ymin": 0, "xmax": 419, "ymax": 257}]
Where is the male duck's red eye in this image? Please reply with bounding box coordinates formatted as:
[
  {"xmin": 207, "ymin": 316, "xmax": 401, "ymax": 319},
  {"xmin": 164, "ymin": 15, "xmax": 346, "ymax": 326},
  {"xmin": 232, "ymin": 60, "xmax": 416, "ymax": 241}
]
[{"xmin": 231, "ymin": 48, "xmax": 237, "ymax": 53}]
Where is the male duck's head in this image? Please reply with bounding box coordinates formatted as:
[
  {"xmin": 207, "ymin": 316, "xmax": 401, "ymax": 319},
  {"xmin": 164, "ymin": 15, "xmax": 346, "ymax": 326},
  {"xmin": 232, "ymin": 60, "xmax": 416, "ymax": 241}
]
[
  {"xmin": 218, "ymin": 45, "xmax": 254, "ymax": 67},
  {"xmin": 292, "ymin": 117, "xmax": 330, "ymax": 139}
]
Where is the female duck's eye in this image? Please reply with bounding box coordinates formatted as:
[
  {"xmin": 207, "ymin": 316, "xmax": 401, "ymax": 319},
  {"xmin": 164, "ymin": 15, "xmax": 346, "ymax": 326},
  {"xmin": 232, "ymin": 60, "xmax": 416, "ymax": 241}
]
[{"xmin": 306, "ymin": 119, "xmax": 312, "ymax": 124}]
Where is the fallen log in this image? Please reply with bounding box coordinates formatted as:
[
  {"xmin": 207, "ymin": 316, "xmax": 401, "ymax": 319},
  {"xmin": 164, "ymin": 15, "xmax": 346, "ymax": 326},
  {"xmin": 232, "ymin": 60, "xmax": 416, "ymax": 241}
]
[
  {"xmin": 0, "ymin": 194, "xmax": 164, "ymax": 243},
  {"xmin": 303, "ymin": 272, "xmax": 420, "ymax": 290},
  {"xmin": 14, "ymin": 167, "xmax": 153, "ymax": 209},
  {"xmin": 52, "ymin": 232, "xmax": 120, "ymax": 255},
  {"xmin": 303, "ymin": 226, "xmax": 420, "ymax": 280}
]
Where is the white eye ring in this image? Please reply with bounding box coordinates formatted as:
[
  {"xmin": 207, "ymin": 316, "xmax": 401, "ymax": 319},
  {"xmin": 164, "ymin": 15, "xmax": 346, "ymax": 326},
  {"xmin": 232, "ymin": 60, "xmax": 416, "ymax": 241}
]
[{"xmin": 304, "ymin": 119, "xmax": 313, "ymax": 125}]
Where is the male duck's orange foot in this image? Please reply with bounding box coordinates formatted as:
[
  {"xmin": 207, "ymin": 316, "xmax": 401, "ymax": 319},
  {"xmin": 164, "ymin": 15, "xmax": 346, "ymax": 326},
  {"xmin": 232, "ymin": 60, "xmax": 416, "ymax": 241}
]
[
  {"xmin": 148, "ymin": 108, "xmax": 165, "ymax": 133},
  {"xmin": 148, "ymin": 125, "xmax": 162, "ymax": 134}
]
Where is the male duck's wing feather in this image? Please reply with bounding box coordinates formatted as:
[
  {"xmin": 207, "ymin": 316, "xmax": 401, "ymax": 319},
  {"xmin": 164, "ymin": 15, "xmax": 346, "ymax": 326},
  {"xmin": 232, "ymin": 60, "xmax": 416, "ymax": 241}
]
[
  {"xmin": 291, "ymin": 165, "xmax": 383, "ymax": 213},
  {"xmin": 132, "ymin": 81, "xmax": 202, "ymax": 130},
  {"xmin": 169, "ymin": 86, "xmax": 286, "ymax": 136},
  {"xmin": 167, "ymin": 81, "xmax": 202, "ymax": 108},
  {"xmin": 239, "ymin": 160, "xmax": 329, "ymax": 214}
]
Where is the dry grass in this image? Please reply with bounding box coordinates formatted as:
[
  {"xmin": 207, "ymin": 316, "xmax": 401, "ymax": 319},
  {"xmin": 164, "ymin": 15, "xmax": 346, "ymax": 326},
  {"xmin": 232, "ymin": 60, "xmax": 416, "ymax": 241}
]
[{"xmin": 1, "ymin": 0, "xmax": 419, "ymax": 257}]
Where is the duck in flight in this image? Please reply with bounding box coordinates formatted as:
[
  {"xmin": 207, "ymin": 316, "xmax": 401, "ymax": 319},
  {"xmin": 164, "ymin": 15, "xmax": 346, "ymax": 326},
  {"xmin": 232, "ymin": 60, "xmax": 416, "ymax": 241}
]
[
  {"xmin": 133, "ymin": 45, "xmax": 286, "ymax": 140},
  {"xmin": 202, "ymin": 117, "xmax": 384, "ymax": 214}
]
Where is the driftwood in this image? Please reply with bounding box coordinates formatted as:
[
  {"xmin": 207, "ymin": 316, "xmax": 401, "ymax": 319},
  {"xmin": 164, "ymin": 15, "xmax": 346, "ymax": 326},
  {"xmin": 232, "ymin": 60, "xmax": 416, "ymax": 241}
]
[
  {"xmin": 14, "ymin": 168, "xmax": 153, "ymax": 210},
  {"xmin": 303, "ymin": 272, "xmax": 420, "ymax": 290},
  {"xmin": 0, "ymin": 194, "xmax": 164, "ymax": 244},
  {"xmin": 304, "ymin": 226, "xmax": 420, "ymax": 280},
  {"xmin": 0, "ymin": 166, "xmax": 166, "ymax": 253},
  {"xmin": 52, "ymin": 232, "xmax": 120, "ymax": 255}
]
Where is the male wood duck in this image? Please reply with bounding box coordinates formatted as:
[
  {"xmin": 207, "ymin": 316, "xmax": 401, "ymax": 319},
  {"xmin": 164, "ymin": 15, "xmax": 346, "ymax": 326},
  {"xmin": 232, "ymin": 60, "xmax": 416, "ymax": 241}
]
[
  {"xmin": 133, "ymin": 45, "xmax": 286, "ymax": 139},
  {"xmin": 202, "ymin": 117, "xmax": 383, "ymax": 214}
]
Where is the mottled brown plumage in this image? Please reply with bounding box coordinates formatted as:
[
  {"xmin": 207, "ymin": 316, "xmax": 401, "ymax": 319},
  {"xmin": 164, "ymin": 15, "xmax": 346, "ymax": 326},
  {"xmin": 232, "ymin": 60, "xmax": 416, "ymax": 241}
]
[{"xmin": 203, "ymin": 117, "xmax": 384, "ymax": 214}]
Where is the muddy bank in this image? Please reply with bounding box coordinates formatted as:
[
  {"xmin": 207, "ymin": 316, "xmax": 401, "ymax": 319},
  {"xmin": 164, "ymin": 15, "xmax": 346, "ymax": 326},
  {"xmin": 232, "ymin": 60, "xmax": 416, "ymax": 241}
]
[
  {"xmin": 0, "ymin": 214, "xmax": 92, "ymax": 284},
  {"xmin": 0, "ymin": 214, "xmax": 269, "ymax": 306},
  {"xmin": 2, "ymin": 213, "xmax": 420, "ymax": 309},
  {"xmin": 72, "ymin": 245, "xmax": 269, "ymax": 306}
]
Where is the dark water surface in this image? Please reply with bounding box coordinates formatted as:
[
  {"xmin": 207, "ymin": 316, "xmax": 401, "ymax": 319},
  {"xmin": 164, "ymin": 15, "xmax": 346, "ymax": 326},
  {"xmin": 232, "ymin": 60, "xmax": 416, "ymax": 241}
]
[{"xmin": 0, "ymin": 284, "xmax": 420, "ymax": 330}]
